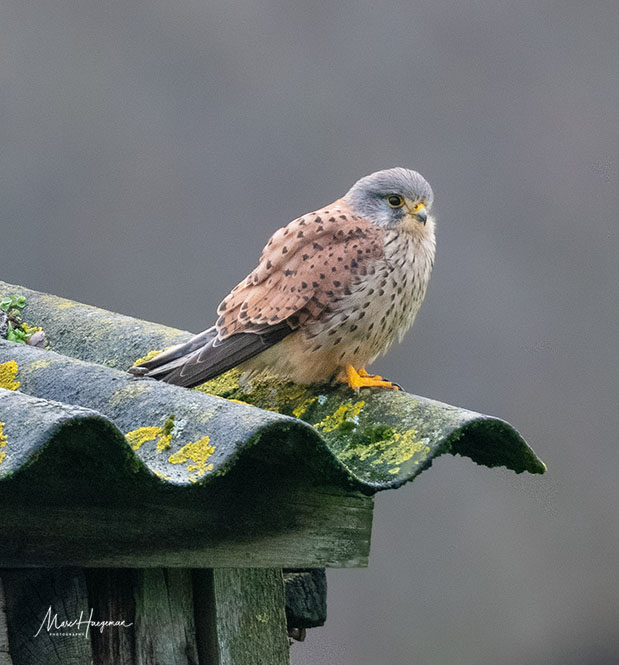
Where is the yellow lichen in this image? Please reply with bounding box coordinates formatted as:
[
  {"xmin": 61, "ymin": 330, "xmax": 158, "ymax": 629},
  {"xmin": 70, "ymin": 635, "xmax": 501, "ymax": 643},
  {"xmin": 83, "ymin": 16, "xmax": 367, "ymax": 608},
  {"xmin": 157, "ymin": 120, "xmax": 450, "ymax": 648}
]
[
  {"xmin": 197, "ymin": 369, "xmax": 242, "ymax": 396},
  {"xmin": 132, "ymin": 349, "xmax": 163, "ymax": 366},
  {"xmin": 21, "ymin": 323, "xmax": 42, "ymax": 335},
  {"xmin": 227, "ymin": 398, "xmax": 251, "ymax": 406},
  {"xmin": 109, "ymin": 382, "xmax": 152, "ymax": 406},
  {"xmin": 340, "ymin": 427, "xmax": 427, "ymax": 470},
  {"xmin": 0, "ymin": 422, "xmax": 7, "ymax": 466},
  {"xmin": 25, "ymin": 358, "xmax": 53, "ymax": 371},
  {"xmin": 125, "ymin": 426, "xmax": 161, "ymax": 451},
  {"xmin": 168, "ymin": 436, "xmax": 215, "ymax": 478},
  {"xmin": 315, "ymin": 401, "xmax": 365, "ymax": 433},
  {"xmin": 124, "ymin": 422, "xmax": 175, "ymax": 452},
  {"xmin": 0, "ymin": 361, "xmax": 20, "ymax": 391},
  {"xmin": 156, "ymin": 433, "xmax": 172, "ymax": 451},
  {"xmin": 339, "ymin": 429, "xmax": 430, "ymax": 475},
  {"xmin": 293, "ymin": 396, "xmax": 318, "ymax": 419},
  {"xmin": 371, "ymin": 429, "xmax": 429, "ymax": 467},
  {"xmin": 57, "ymin": 300, "xmax": 78, "ymax": 310}
]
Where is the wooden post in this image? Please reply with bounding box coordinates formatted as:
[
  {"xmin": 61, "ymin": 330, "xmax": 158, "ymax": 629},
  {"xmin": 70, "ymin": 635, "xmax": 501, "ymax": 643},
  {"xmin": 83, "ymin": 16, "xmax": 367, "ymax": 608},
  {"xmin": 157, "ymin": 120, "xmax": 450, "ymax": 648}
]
[
  {"xmin": 2, "ymin": 569, "xmax": 93, "ymax": 665},
  {"xmin": 194, "ymin": 569, "xmax": 290, "ymax": 665},
  {"xmin": 133, "ymin": 569, "xmax": 199, "ymax": 665},
  {"xmin": 0, "ymin": 579, "xmax": 13, "ymax": 665},
  {"xmin": 3, "ymin": 568, "xmax": 293, "ymax": 665}
]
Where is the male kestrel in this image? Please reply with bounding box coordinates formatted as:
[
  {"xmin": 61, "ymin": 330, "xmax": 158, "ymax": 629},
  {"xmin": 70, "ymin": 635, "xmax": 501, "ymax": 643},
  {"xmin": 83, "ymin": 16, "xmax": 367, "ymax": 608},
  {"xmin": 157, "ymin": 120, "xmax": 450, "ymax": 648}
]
[{"xmin": 131, "ymin": 168, "xmax": 436, "ymax": 390}]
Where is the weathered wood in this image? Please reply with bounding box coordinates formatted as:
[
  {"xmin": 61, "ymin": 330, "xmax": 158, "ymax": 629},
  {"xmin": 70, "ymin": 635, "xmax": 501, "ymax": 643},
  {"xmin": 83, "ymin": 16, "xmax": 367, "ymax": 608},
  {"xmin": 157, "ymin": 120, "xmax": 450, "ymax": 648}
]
[
  {"xmin": 0, "ymin": 489, "xmax": 373, "ymax": 569},
  {"xmin": 284, "ymin": 569, "xmax": 326, "ymax": 629},
  {"xmin": 0, "ymin": 579, "xmax": 13, "ymax": 665},
  {"xmin": 194, "ymin": 569, "xmax": 289, "ymax": 665},
  {"xmin": 134, "ymin": 569, "xmax": 198, "ymax": 665},
  {"xmin": 85, "ymin": 569, "xmax": 135, "ymax": 665},
  {"xmin": 1, "ymin": 569, "xmax": 93, "ymax": 665}
]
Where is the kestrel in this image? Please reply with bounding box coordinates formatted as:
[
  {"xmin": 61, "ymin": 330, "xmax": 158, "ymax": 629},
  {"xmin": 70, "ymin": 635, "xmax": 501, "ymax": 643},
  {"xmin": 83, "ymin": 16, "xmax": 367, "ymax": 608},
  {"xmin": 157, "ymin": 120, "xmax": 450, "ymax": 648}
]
[{"xmin": 131, "ymin": 168, "xmax": 436, "ymax": 390}]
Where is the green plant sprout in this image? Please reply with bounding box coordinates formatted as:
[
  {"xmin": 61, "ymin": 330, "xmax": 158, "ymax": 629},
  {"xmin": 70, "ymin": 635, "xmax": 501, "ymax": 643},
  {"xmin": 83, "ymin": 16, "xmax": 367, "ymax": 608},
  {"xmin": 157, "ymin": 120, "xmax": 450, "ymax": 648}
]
[{"xmin": 0, "ymin": 296, "xmax": 46, "ymax": 346}]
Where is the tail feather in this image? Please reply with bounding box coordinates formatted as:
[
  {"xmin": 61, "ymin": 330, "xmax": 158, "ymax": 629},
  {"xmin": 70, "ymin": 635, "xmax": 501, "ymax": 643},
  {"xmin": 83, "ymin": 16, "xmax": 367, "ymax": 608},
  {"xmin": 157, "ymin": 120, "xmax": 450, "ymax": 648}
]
[{"xmin": 129, "ymin": 323, "xmax": 291, "ymax": 388}]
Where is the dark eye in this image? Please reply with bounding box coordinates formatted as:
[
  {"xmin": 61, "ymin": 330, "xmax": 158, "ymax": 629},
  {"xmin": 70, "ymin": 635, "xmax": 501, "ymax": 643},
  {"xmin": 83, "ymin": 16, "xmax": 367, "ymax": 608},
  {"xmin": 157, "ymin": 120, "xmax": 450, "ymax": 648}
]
[{"xmin": 387, "ymin": 195, "xmax": 404, "ymax": 208}]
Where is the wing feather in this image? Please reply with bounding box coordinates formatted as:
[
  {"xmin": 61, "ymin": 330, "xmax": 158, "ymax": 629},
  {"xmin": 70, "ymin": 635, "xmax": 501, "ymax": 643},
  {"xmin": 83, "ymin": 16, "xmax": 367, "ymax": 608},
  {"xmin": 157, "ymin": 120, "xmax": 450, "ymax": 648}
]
[
  {"xmin": 131, "ymin": 200, "xmax": 385, "ymax": 387},
  {"xmin": 216, "ymin": 201, "xmax": 384, "ymax": 336}
]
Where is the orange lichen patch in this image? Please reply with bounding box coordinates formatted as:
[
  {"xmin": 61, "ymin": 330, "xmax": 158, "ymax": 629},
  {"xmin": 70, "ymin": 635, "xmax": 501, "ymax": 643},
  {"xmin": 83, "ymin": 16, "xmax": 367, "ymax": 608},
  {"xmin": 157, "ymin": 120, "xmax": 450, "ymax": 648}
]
[{"xmin": 0, "ymin": 361, "xmax": 20, "ymax": 391}]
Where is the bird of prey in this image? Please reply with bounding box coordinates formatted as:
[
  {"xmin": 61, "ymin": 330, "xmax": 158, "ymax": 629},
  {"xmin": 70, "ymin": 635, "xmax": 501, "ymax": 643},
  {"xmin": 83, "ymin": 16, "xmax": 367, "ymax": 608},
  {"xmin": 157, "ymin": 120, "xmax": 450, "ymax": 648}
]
[{"xmin": 131, "ymin": 168, "xmax": 436, "ymax": 390}]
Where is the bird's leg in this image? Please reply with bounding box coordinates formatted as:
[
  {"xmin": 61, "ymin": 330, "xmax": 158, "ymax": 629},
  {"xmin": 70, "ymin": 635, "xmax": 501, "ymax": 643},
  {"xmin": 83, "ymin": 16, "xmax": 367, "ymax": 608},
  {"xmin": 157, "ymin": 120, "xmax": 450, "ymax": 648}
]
[{"xmin": 345, "ymin": 365, "xmax": 399, "ymax": 390}]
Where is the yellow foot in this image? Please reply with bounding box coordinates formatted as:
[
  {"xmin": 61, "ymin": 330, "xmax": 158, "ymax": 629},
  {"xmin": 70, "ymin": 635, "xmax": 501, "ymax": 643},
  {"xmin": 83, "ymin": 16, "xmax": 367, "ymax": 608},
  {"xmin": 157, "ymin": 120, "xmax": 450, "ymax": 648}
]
[{"xmin": 345, "ymin": 366, "xmax": 399, "ymax": 390}]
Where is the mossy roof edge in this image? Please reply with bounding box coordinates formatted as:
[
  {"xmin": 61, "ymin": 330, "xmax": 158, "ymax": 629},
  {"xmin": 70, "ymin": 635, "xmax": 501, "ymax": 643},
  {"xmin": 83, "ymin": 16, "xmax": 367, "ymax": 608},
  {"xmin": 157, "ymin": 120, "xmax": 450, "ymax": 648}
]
[
  {"xmin": 0, "ymin": 342, "xmax": 357, "ymax": 494},
  {"xmin": 0, "ymin": 280, "xmax": 546, "ymax": 491}
]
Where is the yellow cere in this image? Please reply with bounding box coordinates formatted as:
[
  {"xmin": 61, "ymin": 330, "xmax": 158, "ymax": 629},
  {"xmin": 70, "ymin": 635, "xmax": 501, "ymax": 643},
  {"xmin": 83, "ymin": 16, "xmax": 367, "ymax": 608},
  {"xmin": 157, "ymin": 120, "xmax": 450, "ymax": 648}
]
[
  {"xmin": 315, "ymin": 401, "xmax": 365, "ymax": 433},
  {"xmin": 168, "ymin": 436, "xmax": 215, "ymax": 479},
  {"xmin": 0, "ymin": 361, "xmax": 20, "ymax": 391}
]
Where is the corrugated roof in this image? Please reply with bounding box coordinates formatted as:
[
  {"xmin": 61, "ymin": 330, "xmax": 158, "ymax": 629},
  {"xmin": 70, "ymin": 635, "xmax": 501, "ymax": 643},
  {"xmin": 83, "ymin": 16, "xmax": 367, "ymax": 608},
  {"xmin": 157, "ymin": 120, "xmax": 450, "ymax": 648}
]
[{"xmin": 0, "ymin": 279, "xmax": 545, "ymax": 495}]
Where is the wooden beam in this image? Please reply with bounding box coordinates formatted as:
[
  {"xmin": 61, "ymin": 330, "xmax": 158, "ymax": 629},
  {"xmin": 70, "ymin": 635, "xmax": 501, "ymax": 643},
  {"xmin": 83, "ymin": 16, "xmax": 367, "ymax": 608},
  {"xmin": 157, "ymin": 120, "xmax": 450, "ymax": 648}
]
[
  {"xmin": 0, "ymin": 489, "xmax": 373, "ymax": 569},
  {"xmin": 194, "ymin": 569, "xmax": 290, "ymax": 665}
]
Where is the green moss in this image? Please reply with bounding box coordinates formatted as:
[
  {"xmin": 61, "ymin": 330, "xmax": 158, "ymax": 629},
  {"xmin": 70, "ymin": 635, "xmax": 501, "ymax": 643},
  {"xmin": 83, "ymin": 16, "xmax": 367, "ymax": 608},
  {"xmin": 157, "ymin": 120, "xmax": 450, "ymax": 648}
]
[
  {"xmin": 292, "ymin": 396, "xmax": 319, "ymax": 419},
  {"xmin": 162, "ymin": 414, "xmax": 175, "ymax": 437},
  {"xmin": 132, "ymin": 349, "xmax": 163, "ymax": 366},
  {"xmin": 315, "ymin": 401, "xmax": 365, "ymax": 433},
  {"xmin": 196, "ymin": 369, "xmax": 243, "ymax": 398}
]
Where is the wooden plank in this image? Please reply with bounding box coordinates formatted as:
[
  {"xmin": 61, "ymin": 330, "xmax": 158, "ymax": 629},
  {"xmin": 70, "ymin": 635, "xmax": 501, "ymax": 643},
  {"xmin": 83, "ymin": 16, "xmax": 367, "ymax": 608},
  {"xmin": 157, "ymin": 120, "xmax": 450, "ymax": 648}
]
[
  {"xmin": 85, "ymin": 569, "xmax": 135, "ymax": 665},
  {"xmin": 194, "ymin": 569, "xmax": 289, "ymax": 665},
  {"xmin": 0, "ymin": 578, "xmax": 13, "ymax": 665},
  {"xmin": 0, "ymin": 489, "xmax": 373, "ymax": 569},
  {"xmin": 1, "ymin": 569, "xmax": 93, "ymax": 665},
  {"xmin": 133, "ymin": 569, "xmax": 199, "ymax": 665}
]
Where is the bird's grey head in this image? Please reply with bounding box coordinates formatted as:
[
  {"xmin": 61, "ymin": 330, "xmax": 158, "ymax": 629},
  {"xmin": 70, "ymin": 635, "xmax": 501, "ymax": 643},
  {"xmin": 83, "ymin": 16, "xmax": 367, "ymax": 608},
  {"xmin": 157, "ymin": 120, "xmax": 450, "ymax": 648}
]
[{"xmin": 344, "ymin": 168, "xmax": 434, "ymax": 229}]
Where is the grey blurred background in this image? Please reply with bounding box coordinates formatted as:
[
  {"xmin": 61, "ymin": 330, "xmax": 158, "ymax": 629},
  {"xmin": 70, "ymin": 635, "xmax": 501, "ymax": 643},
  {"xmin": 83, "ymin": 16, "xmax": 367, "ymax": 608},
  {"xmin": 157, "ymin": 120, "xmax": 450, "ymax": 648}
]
[{"xmin": 2, "ymin": 1, "xmax": 618, "ymax": 663}]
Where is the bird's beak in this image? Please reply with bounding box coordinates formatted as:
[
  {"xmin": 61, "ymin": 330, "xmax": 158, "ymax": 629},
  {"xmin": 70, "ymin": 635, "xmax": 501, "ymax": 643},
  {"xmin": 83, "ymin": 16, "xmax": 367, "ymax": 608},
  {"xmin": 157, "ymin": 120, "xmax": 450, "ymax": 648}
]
[{"xmin": 412, "ymin": 204, "xmax": 427, "ymax": 225}]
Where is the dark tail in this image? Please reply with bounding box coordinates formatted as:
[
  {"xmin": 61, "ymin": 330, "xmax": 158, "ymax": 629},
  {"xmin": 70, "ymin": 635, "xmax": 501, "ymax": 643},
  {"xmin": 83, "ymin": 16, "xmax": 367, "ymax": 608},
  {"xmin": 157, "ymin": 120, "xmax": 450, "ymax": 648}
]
[{"xmin": 129, "ymin": 323, "xmax": 291, "ymax": 388}]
